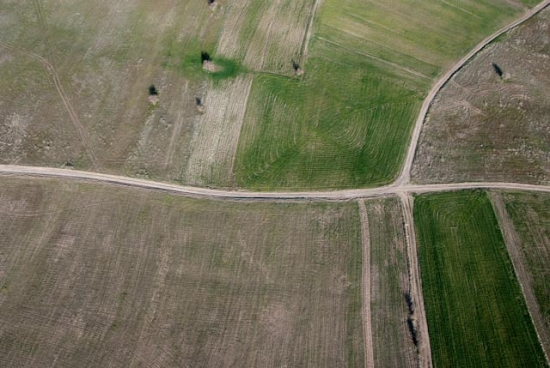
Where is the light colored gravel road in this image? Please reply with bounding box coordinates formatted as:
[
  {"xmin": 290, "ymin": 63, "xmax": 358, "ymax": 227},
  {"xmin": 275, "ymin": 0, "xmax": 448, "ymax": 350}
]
[{"xmin": 2, "ymin": 165, "xmax": 550, "ymax": 201}]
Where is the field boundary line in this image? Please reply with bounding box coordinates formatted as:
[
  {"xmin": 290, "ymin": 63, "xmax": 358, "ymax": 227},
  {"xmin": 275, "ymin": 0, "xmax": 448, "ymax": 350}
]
[
  {"xmin": 358, "ymin": 200, "xmax": 375, "ymax": 368},
  {"xmin": 396, "ymin": 0, "xmax": 550, "ymax": 186},
  {"xmin": 489, "ymin": 191, "xmax": 550, "ymax": 364},
  {"xmin": 300, "ymin": 0, "xmax": 323, "ymax": 62},
  {"xmin": 398, "ymin": 193, "xmax": 433, "ymax": 368}
]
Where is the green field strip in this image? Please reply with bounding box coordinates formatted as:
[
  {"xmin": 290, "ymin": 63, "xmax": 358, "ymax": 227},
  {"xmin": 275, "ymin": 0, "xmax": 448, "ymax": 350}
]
[{"xmin": 414, "ymin": 190, "xmax": 547, "ymax": 368}]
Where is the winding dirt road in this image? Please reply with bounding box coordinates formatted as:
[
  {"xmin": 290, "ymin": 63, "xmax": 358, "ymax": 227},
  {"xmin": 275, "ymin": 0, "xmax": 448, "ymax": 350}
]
[{"xmin": 396, "ymin": 0, "xmax": 550, "ymax": 186}]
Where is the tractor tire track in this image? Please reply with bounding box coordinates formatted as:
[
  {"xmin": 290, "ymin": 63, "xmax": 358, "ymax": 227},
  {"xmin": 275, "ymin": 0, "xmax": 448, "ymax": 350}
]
[
  {"xmin": 2, "ymin": 0, "xmax": 98, "ymax": 166},
  {"xmin": 358, "ymin": 199, "xmax": 375, "ymax": 368}
]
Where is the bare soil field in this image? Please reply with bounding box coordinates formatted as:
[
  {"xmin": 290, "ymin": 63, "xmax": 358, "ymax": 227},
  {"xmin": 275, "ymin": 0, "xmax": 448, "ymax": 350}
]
[
  {"xmin": 412, "ymin": 7, "xmax": 550, "ymax": 185},
  {"xmin": 497, "ymin": 191, "xmax": 550, "ymax": 360},
  {"xmin": 365, "ymin": 197, "xmax": 418, "ymax": 368},
  {"xmin": 0, "ymin": 176, "xmax": 365, "ymax": 367}
]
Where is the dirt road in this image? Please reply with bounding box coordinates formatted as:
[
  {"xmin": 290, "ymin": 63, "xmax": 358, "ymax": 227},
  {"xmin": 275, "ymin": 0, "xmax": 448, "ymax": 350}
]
[
  {"xmin": 358, "ymin": 200, "xmax": 375, "ymax": 368},
  {"xmin": 2, "ymin": 165, "xmax": 550, "ymax": 201}
]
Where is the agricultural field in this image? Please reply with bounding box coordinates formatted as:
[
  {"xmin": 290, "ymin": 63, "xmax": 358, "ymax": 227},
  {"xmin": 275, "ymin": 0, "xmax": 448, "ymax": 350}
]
[
  {"xmin": 0, "ymin": 0, "xmax": 536, "ymax": 190},
  {"xmin": 0, "ymin": 176, "xmax": 365, "ymax": 367},
  {"xmin": 234, "ymin": 0, "xmax": 530, "ymax": 189},
  {"xmin": 496, "ymin": 191, "xmax": 550, "ymax": 357},
  {"xmin": 412, "ymin": 7, "xmax": 550, "ymax": 185},
  {"xmin": 414, "ymin": 190, "xmax": 547, "ymax": 367},
  {"xmin": 365, "ymin": 198, "xmax": 418, "ymax": 367}
]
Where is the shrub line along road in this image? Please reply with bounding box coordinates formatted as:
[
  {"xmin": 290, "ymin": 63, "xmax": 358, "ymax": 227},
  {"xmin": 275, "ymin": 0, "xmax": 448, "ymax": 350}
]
[{"xmin": 0, "ymin": 1, "xmax": 548, "ymax": 201}]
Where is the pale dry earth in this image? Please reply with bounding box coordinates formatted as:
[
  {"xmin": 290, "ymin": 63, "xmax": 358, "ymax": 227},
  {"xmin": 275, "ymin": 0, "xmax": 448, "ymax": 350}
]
[
  {"xmin": 366, "ymin": 198, "xmax": 418, "ymax": 368},
  {"xmin": 0, "ymin": 177, "xmax": 364, "ymax": 367}
]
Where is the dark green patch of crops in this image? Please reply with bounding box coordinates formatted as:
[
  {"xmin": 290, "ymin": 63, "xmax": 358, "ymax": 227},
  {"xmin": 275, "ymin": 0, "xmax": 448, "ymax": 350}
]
[{"xmin": 414, "ymin": 190, "xmax": 547, "ymax": 368}]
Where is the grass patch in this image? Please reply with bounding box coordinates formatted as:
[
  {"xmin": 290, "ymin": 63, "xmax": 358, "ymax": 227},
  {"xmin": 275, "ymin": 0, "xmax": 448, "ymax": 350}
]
[
  {"xmin": 414, "ymin": 190, "xmax": 547, "ymax": 368},
  {"xmin": 235, "ymin": 53, "xmax": 423, "ymax": 190},
  {"xmin": 206, "ymin": 57, "xmax": 244, "ymax": 81}
]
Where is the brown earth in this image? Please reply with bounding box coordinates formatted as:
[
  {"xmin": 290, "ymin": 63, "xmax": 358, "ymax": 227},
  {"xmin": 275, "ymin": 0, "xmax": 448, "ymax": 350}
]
[
  {"xmin": 412, "ymin": 7, "xmax": 550, "ymax": 185},
  {"xmin": 0, "ymin": 176, "xmax": 365, "ymax": 367}
]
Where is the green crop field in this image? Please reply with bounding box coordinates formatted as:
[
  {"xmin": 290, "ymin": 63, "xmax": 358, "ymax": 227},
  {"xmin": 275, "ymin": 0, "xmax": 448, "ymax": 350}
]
[
  {"xmin": 503, "ymin": 191, "xmax": 550, "ymax": 354},
  {"xmin": 415, "ymin": 190, "xmax": 547, "ymax": 368},
  {"xmin": 234, "ymin": 0, "xmax": 527, "ymax": 189},
  {"xmin": 0, "ymin": 177, "xmax": 364, "ymax": 367}
]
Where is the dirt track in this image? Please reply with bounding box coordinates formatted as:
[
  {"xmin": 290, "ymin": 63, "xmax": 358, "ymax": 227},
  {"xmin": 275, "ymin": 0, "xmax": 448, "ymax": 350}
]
[
  {"xmin": 2, "ymin": 165, "xmax": 550, "ymax": 201},
  {"xmin": 396, "ymin": 0, "xmax": 550, "ymax": 186},
  {"xmin": 358, "ymin": 200, "xmax": 375, "ymax": 368}
]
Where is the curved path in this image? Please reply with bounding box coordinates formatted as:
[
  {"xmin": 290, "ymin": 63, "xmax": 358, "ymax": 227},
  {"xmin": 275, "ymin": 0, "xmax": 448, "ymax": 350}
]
[{"xmin": 396, "ymin": 0, "xmax": 550, "ymax": 186}]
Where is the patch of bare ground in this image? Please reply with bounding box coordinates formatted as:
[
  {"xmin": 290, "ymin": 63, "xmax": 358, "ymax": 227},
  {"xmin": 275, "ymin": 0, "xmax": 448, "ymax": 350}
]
[
  {"xmin": 0, "ymin": 176, "xmax": 365, "ymax": 367},
  {"xmin": 0, "ymin": 0, "xmax": 222, "ymax": 179},
  {"xmin": 412, "ymin": 6, "xmax": 550, "ymax": 185},
  {"xmin": 365, "ymin": 197, "xmax": 419, "ymax": 368},
  {"xmin": 495, "ymin": 191, "xmax": 550, "ymax": 363},
  {"xmin": 182, "ymin": 76, "xmax": 253, "ymax": 187}
]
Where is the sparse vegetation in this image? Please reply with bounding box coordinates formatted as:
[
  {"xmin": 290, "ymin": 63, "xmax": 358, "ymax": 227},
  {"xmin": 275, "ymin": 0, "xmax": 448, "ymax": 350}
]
[{"xmin": 415, "ymin": 190, "xmax": 547, "ymax": 368}]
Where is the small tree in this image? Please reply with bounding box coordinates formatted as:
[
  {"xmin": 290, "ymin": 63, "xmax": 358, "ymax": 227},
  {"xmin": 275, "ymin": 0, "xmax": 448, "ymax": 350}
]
[
  {"xmin": 148, "ymin": 85, "xmax": 158, "ymax": 96},
  {"xmin": 291, "ymin": 59, "xmax": 300, "ymax": 72},
  {"xmin": 201, "ymin": 52, "xmax": 211, "ymax": 63},
  {"xmin": 492, "ymin": 63, "xmax": 503, "ymax": 78}
]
